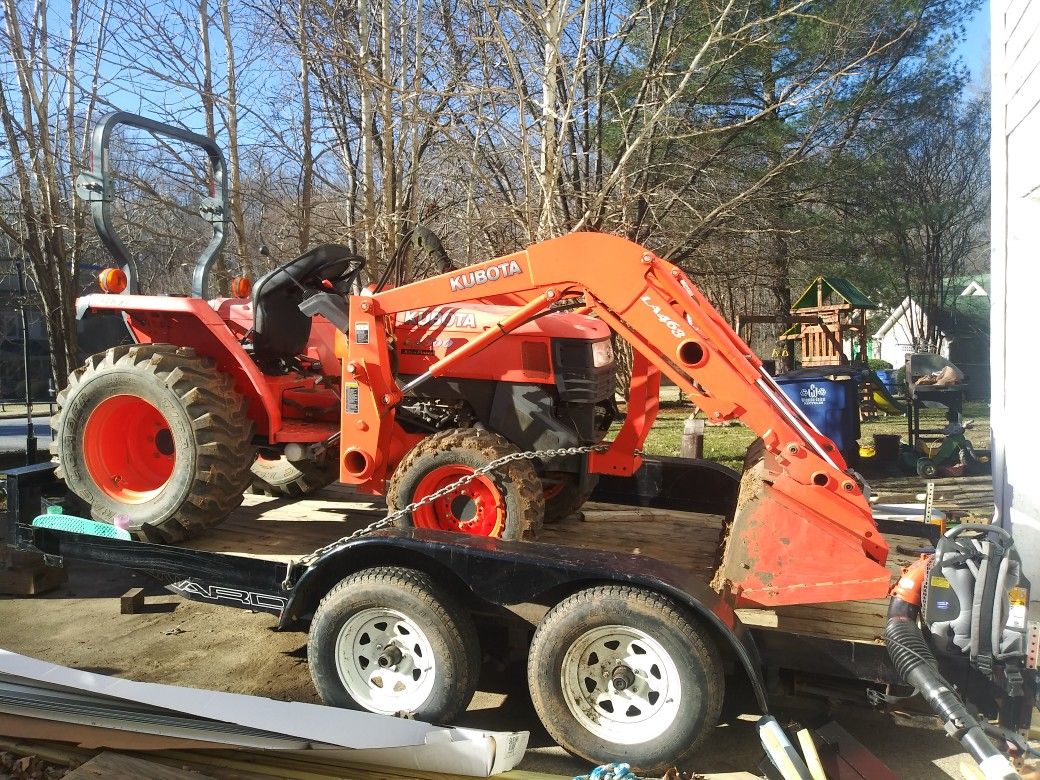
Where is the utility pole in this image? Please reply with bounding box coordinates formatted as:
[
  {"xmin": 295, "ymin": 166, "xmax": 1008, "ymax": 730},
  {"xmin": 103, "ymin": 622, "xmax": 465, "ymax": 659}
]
[{"xmin": 14, "ymin": 260, "xmax": 37, "ymax": 464}]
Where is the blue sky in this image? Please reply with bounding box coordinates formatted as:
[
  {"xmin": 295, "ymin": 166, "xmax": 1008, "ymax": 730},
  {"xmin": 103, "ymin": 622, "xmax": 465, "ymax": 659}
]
[{"xmin": 961, "ymin": 1, "xmax": 991, "ymax": 86}]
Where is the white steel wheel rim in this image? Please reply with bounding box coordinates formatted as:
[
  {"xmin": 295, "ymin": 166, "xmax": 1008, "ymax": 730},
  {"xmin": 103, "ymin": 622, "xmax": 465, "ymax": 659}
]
[
  {"xmin": 560, "ymin": 624, "xmax": 681, "ymax": 744},
  {"xmin": 334, "ymin": 607, "xmax": 437, "ymax": 715}
]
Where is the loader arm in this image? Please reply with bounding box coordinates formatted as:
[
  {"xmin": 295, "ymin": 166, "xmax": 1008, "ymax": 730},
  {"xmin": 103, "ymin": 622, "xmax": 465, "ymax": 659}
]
[{"xmin": 351, "ymin": 232, "xmax": 891, "ymax": 607}]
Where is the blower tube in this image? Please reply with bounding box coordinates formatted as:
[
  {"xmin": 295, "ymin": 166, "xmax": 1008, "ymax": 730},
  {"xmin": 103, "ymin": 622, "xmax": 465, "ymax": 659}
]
[{"xmin": 886, "ymin": 559, "xmax": 1020, "ymax": 780}]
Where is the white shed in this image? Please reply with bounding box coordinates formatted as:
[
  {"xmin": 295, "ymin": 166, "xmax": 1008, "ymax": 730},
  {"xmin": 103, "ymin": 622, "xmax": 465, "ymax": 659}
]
[{"xmin": 991, "ymin": 0, "xmax": 1040, "ymax": 603}]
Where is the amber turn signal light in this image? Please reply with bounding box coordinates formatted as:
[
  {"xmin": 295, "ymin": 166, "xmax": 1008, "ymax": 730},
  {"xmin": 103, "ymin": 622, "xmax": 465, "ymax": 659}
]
[
  {"xmin": 98, "ymin": 268, "xmax": 127, "ymax": 294},
  {"xmin": 231, "ymin": 275, "xmax": 252, "ymax": 298}
]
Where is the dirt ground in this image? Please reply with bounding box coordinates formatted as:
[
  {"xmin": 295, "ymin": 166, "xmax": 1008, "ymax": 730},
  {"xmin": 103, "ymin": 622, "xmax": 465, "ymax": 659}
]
[{"xmin": 0, "ymin": 560, "xmax": 988, "ymax": 779}]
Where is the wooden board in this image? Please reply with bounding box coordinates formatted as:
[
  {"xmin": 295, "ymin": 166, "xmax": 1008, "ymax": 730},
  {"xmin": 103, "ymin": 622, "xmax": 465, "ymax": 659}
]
[
  {"xmin": 183, "ymin": 485, "xmax": 935, "ymax": 647},
  {"xmin": 65, "ymin": 752, "xmax": 217, "ymax": 780}
]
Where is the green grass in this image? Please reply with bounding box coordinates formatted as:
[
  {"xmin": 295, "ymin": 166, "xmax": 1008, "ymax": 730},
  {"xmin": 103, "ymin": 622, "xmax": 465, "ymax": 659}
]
[{"xmin": 630, "ymin": 400, "xmax": 991, "ymax": 470}]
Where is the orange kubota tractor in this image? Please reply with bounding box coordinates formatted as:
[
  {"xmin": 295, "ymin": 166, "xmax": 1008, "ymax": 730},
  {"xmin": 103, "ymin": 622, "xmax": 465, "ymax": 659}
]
[{"xmin": 58, "ymin": 112, "xmax": 891, "ymax": 609}]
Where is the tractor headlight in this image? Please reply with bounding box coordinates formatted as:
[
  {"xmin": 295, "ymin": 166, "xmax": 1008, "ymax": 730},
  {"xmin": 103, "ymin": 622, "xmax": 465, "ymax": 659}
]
[{"xmin": 591, "ymin": 339, "xmax": 614, "ymax": 368}]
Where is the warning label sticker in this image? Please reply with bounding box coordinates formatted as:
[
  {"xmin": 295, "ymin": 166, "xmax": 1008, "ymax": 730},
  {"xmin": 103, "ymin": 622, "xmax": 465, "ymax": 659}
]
[{"xmin": 345, "ymin": 382, "xmax": 359, "ymax": 414}]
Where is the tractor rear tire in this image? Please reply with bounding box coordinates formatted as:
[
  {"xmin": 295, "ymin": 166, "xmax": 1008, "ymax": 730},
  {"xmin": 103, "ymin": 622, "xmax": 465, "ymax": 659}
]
[
  {"xmin": 387, "ymin": 428, "xmax": 544, "ymax": 540},
  {"xmin": 51, "ymin": 344, "xmax": 256, "ymax": 542},
  {"xmin": 251, "ymin": 455, "xmax": 339, "ymax": 497}
]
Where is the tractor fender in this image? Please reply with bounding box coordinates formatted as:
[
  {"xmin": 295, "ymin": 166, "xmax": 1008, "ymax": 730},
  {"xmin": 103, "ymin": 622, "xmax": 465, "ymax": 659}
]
[
  {"xmin": 78, "ymin": 294, "xmax": 281, "ymax": 437},
  {"xmin": 280, "ymin": 528, "xmax": 769, "ymax": 713}
]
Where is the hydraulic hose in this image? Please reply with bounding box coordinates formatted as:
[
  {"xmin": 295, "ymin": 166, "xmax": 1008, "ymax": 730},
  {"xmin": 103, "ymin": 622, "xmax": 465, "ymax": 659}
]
[{"xmin": 886, "ymin": 560, "xmax": 1020, "ymax": 780}]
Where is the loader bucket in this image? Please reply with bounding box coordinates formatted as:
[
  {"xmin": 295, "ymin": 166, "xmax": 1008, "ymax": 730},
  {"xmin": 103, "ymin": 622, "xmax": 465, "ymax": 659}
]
[{"xmin": 711, "ymin": 442, "xmax": 892, "ymax": 608}]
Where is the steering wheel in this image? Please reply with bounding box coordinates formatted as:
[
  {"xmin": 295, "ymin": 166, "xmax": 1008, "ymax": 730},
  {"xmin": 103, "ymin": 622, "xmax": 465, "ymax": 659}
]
[{"xmin": 303, "ymin": 256, "xmax": 366, "ymax": 295}]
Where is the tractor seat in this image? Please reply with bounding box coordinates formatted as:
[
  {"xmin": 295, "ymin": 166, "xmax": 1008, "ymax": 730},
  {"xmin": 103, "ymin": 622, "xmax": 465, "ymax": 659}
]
[{"xmin": 251, "ymin": 244, "xmax": 363, "ymax": 364}]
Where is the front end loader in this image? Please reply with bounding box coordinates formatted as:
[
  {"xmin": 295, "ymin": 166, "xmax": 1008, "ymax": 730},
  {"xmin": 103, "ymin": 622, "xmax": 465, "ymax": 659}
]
[{"xmin": 57, "ymin": 111, "xmax": 891, "ymax": 609}]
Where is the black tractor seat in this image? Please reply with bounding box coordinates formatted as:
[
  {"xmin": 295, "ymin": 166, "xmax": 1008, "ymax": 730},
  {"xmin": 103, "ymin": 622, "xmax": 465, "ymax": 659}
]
[{"xmin": 251, "ymin": 244, "xmax": 365, "ymax": 366}]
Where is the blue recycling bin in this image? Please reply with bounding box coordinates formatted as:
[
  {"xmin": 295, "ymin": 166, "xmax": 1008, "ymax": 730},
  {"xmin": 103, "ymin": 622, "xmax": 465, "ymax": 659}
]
[
  {"xmin": 774, "ymin": 368, "xmax": 861, "ymax": 460},
  {"xmin": 874, "ymin": 368, "xmax": 901, "ymax": 397}
]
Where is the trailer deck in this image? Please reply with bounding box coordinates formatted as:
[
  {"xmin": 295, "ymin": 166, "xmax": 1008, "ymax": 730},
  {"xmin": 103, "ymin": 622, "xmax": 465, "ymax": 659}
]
[{"xmin": 186, "ymin": 484, "xmax": 927, "ymax": 653}]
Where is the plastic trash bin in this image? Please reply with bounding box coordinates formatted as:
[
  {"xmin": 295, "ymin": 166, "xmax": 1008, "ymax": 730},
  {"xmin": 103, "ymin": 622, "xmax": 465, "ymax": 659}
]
[
  {"xmin": 875, "ymin": 369, "xmax": 901, "ymax": 398},
  {"xmin": 774, "ymin": 367, "xmax": 861, "ymax": 460}
]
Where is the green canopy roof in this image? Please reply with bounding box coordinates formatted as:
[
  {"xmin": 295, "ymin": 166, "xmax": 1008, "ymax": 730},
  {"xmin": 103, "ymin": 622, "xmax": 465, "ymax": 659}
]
[{"xmin": 791, "ymin": 277, "xmax": 878, "ymax": 310}]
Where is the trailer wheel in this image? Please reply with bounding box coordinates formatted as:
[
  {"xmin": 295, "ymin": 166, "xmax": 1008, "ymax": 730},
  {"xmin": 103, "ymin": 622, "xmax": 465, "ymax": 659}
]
[
  {"xmin": 250, "ymin": 454, "xmax": 339, "ymax": 497},
  {"xmin": 527, "ymin": 585, "xmax": 723, "ymax": 774},
  {"xmin": 387, "ymin": 428, "xmax": 544, "ymax": 540},
  {"xmin": 308, "ymin": 567, "xmax": 480, "ymax": 721},
  {"xmin": 51, "ymin": 344, "xmax": 256, "ymax": 542}
]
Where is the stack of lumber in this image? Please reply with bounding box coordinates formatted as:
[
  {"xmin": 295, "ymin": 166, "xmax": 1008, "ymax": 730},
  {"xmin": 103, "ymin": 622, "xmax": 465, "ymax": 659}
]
[
  {"xmin": 0, "ymin": 741, "xmax": 763, "ymax": 780},
  {"xmin": 0, "ymin": 649, "xmax": 528, "ymax": 778},
  {"xmin": 0, "ymin": 740, "xmax": 564, "ymax": 780}
]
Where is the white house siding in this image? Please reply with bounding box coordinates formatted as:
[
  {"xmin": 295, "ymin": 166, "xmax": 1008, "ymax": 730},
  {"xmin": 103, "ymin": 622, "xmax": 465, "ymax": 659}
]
[
  {"xmin": 871, "ymin": 298, "xmax": 951, "ymax": 369},
  {"xmin": 992, "ymin": 0, "xmax": 1040, "ymax": 602}
]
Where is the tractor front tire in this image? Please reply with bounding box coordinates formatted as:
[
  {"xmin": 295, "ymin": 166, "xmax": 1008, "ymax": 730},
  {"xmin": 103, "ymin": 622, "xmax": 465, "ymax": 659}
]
[
  {"xmin": 543, "ymin": 472, "xmax": 598, "ymax": 522},
  {"xmin": 251, "ymin": 454, "xmax": 339, "ymax": 497},
  {"xmin": 52, "ymin": 345, "xmax": 256, "ymax": 542},
  {"xmin": 387, "ymin": 428, "xmax": 544, "ymax": 540}
]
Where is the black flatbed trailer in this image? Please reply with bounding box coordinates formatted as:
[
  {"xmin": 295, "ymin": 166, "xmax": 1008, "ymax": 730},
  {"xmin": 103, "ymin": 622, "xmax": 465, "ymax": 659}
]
[{"xmin": 4, "ymin": 458, "xmax": 940, "ymax": 769}]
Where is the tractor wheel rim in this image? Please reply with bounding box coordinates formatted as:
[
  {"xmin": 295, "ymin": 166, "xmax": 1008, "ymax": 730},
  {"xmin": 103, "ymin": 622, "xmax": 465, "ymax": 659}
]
[
  {"xmin": 334, "ymin": 607, "xmax": 437, "ymax": 714},
  {"xmin": 411, "ymin": 465, "xmax": 506, "ymax": 537},
  {"xmin": 560, "ymin": 624, "xmax": 681, "ymax": 744},
  {"xmin": 541, "ymin": 472, "xmax": 567, "ymax": 502},
  {"xmin": 82, "ymin": 394, "xmax": 176, "ymax": 504}
]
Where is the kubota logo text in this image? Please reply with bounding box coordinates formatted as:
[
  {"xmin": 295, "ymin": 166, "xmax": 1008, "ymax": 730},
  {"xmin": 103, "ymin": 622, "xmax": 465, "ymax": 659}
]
[
  {"xmin": 401, "ymin": 309, "xmax": 478, "ymax": 329},
  {"xmin": 450, "ymin": 259, "xmax": 523, "ymax": 292}
]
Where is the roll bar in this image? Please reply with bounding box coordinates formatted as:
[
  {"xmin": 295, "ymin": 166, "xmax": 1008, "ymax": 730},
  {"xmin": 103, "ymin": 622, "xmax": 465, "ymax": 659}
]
[{"xmin": 74, "ymin": 111, "xmax": 228, "ymax": 298}]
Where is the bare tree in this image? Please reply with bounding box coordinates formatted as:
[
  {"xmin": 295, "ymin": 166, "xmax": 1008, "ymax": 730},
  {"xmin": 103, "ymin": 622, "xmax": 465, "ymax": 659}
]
[
  {"xmin": 859, "ymin": 95, "xmax": 989, "ymax": 349},
  {"xmin": 0, "ymin": 0, "xmax": 112, "ymax": 383}
]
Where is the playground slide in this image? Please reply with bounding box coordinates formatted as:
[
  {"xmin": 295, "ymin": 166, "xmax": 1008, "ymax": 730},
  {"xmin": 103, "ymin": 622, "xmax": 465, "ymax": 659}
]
[{"xmin": 862, "ymin": 370, "xmax": 906, "ymax": 415}]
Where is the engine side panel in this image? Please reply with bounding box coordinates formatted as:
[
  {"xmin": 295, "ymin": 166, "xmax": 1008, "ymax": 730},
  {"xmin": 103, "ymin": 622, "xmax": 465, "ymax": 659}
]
[{"xmin": 392, "ymin": 304, "xmax": 610, "ymax": 385}]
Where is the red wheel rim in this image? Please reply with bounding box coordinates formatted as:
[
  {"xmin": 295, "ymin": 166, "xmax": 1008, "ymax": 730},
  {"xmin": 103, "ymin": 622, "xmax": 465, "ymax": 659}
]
[
  {"xmin": 411, "ymin": 465, "xmax": 506, "ymax": 537},
  {"xmin": 542, "ymin": 473, "xmax": 566, "ymax": 502},
  {"xmin": 82, "ymin": 395, "xmax": 176, "ymax": 504}
]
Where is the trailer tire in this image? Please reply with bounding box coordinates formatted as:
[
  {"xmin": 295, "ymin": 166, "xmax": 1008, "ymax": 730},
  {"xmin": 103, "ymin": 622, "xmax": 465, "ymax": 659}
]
[
  {"xmin": 527, "ymin": 585, "xmax": 723, "ymax": 774},
  {"xmin": 250, "ymin": 454, "xmax": 339, "ymax": 497},
  {"xmin": 387, "ymin": 428, "xmax": 543, "ymax": 540},
  {"xmin": 308, "ymin": 567, "xmax": 480, "ymax": 722},
  {"xmin": 51, "ymin": 344, "xmax": 256, "ymax": 542}
]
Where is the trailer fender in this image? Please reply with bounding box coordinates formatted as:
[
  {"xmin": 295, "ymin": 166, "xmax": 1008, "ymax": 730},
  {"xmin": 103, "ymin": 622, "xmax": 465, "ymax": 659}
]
[{"xmin": 281, "ymin": 529, "xmax": 768, "ymax": 713}]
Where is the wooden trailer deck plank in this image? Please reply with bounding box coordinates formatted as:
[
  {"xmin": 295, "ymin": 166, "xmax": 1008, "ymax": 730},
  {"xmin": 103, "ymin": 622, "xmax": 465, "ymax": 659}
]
[{"xmin": 184, "ymin": 490, "xmax": 935, "ymax": 646}]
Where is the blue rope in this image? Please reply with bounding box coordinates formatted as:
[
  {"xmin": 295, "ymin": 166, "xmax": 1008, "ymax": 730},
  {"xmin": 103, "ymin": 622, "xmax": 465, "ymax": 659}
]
[{"xmin": 572, "ymin": 762, "xmax": 642, "ymax": 780}]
